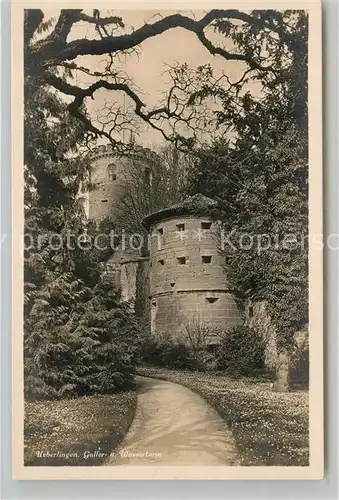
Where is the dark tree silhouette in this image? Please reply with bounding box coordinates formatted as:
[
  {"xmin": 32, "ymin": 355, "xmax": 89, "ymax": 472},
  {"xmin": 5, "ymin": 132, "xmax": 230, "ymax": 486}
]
[{"xmin": 24, "ymin": 9, "xmax": 279, "ymax": 150}]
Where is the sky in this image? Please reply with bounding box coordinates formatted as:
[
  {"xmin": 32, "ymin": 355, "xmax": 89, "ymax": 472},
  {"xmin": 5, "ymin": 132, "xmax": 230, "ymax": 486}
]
[{"xmin": 41, "ymin": 9, "xmax": 260, "ymax": 147}]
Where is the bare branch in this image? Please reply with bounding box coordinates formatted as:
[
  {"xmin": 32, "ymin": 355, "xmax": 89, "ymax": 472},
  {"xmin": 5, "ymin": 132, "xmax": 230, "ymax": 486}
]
[
  {"xmin": 45, "ymin": 74, "xmax": 146, "ymax": 112},
  {"xmin": 25, "ymin": 8, "xmax": 284, "ymax": 151},
  {"xmin": 79, "ymin": 12, "xmax": 124, "ymax": 29},
  {"xmin": 44, "ymin": 74, "xmax": 184, "ymax": 144},
  {"xmin": 45, "ymin": 9, "xmax": 124, "ymax": 44},
  {"xmin": 29, "ymin": 9, "xmax": 273, "ymax": 70},
  {"xmin": 47, "ymin": 9, "xmax": 82, "ymax": 42}
]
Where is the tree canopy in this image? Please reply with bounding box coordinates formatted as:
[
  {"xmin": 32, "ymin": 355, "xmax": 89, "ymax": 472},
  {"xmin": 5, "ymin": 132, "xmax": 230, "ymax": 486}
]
[
  {"xmin": 24, "ymin": 8, "xmax": 309, "ymax": 394},
  {"xmin": 24, "ymin": 8, "xmax": 303, "ymax": 150},
  {"xmin": 185, "ymin": 10, "xmax": 308, "ymax": 353},
  {"xmin": 24, "ymin": 17, "xmax": 144, "ymax": 399}
]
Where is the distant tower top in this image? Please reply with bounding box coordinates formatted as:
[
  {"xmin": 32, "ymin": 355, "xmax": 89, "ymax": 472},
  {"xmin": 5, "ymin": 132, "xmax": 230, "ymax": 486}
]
[
  {"xmin": 88, "ymin": 144, "xmax": 152, "ymax": 223},
  {"xmin": 88, "ymin": 146, "xmax": 131, "ymax": 222}
]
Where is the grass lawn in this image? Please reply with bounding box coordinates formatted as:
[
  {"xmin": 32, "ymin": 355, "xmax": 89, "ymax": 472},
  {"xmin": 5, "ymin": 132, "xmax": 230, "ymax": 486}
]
[
  {"xmin": 24, "ymin": 391, "xmax": 136, "ymax": 466},
  {"xmin": 138, "ymin": 367, "xmax": 309, "ymax": 466}
]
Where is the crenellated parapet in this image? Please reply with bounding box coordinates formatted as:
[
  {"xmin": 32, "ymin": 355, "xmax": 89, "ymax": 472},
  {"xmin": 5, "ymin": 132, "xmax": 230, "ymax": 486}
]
[
  {"xmin": 88, "ymin": 144, "xmax": 158, "ymax": 163},
  {"xmin": 88, "ymin": 144, "xmax": 116, "ymax": 161}
]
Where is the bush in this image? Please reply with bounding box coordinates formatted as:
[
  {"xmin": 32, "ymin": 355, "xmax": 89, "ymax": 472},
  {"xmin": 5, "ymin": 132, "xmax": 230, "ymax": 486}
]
[
  {"xmin": 193, "ymin": 348, "xmax": 218, "ymax": 372},
  {"xmin": 181, "ymin": 318, "xmax": 218, "ymax": 371},
  {"xmin": 159, "ymin": 342, "xmax": 196, "ymax": 370},
  {"xmin": 141, "ymin": 331, "xmax": 220, "ymax": 372},
  {"xmin": 216, "ymin": 326, "xmax": 266, "ymax": 377},
  {"xmin": 24, "ymin": 275, "xmax": 143, "ymax": 400},
  {"xmin": 289, "ymin": 330, "xmax": 309, "ymax": 388},
  {"xmin": 141, "ymin": 333, "xmax": 197, "ymax": 370},
  {"xmin": 182, "ymin": 319, "xmax": 210, "ymax": 352}
]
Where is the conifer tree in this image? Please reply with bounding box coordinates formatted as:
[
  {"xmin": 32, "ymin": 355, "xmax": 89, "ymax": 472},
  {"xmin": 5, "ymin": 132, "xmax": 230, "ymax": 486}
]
[{"xmin": 24, "ymin": 60, "xmax": 142, "ymax": 400}]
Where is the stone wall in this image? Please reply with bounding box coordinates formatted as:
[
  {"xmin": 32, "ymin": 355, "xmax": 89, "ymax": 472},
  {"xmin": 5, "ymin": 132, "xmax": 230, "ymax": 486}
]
[
  {"xmin": 151, "ymin": 291, "xmax": 241, "ymax": 340},
  {"xmin": 149, "ymin": 215, "xmax": 242, "ymax": 338},
  {"xmin": 105, "ymin": 249, "xmax": 150, "ymax": 322},
  {"xmin": 246, "ymin": 300, "xmax": 309, "ymax": 387},
  {"xmin": 246, "ymin": 301, "xmax": 278, "ymax": 372},
  {"xmin": 134, "ymin": 258, "xmax": 151, "ymax": 327},
  {"xmin": 120, "ymin": 260, "xmax": 139, "ymax": 303}
]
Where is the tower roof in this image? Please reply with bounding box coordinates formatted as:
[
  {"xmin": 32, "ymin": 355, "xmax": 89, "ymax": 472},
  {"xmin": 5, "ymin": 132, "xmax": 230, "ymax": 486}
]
[{"xmin": 142, "ymin": 194, "xmax": 220, "ymax": 230}]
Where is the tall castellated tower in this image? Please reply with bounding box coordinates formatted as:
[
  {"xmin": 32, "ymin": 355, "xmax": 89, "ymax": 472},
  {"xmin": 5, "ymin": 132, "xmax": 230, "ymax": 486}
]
[
  {"xmin": 142, "ymin": 194, "xmax": 242, "ymax": 341},
  {"xmin": 88, "ymin": 144, "xmax": 150, "ymax": 317},
  {"xmin": 88, "ymin": 144, "xmax": 134, "ymax": 222}
]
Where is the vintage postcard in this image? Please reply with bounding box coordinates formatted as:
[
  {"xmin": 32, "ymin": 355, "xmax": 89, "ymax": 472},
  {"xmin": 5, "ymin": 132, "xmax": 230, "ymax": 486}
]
[{"xmin": 12, "ymin": 0, "xmax": 323, "ymax": 480}]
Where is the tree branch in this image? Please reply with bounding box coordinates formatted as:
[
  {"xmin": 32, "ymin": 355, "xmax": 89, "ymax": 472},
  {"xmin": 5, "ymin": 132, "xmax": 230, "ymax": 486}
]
[
  {"xmin": 30, "ymin": 9, "xmax": 272, "ymax": 70},
  {"xmin": 25, "ymin": 8, "xmax": 283, "ymax": 151},
  {"xmin": 78, "ymin": 12, "xmax": 124, "ymax": 28},
  {"xmin": 43, "ymin": 74, "xmax": 170, "ymax": 147},
  {"xmin": 45, "ymin": 71, "xmax": 205, "ymax": 149},
  {"xmin": 47, "ymin": 9, "xmax": 82, "ymax": 42},
  {"xmin": 46, "ymin": 10, "xmax": 124, "ymax": 44},
  {"xmin": 45, "ymin": 74, "xmax": 146, "ymax": 111},
  {"xmin": 24, "ymin": 9, "xmax": 44, "ymax": 45}
]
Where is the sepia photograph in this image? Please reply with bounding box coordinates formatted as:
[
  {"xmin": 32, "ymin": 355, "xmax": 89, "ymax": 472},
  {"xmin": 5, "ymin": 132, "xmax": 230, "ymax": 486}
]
[{"xmin": 12, "ymin": 1, "xmax": 323, "ymax": 480}]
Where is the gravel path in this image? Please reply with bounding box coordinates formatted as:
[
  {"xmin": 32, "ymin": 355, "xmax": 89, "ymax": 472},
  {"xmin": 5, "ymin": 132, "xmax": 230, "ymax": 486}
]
[{"xmin": 107, "ymin": 375, "xmax": 238, "ymax": 466}]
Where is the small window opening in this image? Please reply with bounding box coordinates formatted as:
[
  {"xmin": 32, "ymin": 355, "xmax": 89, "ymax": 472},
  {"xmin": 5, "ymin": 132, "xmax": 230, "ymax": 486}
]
[
  {"xmin": 101, "ymin": 199, "xmax": 108, "ymax": 203},
  {"xmin": 177, "ymin": 256, "xmax": 186, "ymax": 265},
  {"xmin": 158, "ymin": 259, "xmax": 165, "ymax": 266},
  {"xmin": 176, "ymin": 223, "xmax": 185, "ymax": 231},
  {"xmin": 202, "ymin": 255, "xmax": 212, "ymax": 264},
  {"xmin": 158, "ymin": 227, "xmax": 163, "ymax": 235},
  {"xmin": 170, "ymin": 282, "xmax": 175, "ymax": 287},
  {"xmin": 207, "ymin": 343, "xmax": 219, "ymax": 353},
  {"xmin": 201, "ymin": 222, "xmax": 212, "ymax": 230},
  {"xmin": 144, "ymin": 167, "xmax": 151, "ymax": 186},
  {"xmin": 107, "ymin": 164, "xmax": 117, "ymax": 181},
  {"xmin": 249, "ymin": 305, "xmax": 254, "ymax": 318},
  {"xmin": 206, "ymin": 297, "xmax": 219, "ymax": 304},
  {"xmin": 151, "ymin": 301, "xmax": 157, "ymax": 307}
]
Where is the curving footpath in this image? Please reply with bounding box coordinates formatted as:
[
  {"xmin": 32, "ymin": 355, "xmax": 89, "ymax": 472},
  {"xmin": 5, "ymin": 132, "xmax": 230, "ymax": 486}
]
[{"xmin": 107, "ymin": 375, "xmax": 239, "ymax": 466}]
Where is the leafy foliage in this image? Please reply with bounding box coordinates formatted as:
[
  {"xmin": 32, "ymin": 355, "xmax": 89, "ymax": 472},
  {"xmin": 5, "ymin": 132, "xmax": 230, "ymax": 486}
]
[
  {"xmin": 216, "ymin": 326, "xmax": 266, "ymax": 377},
  {"xmin": 25, "ymin": 275, "xmax": 143, "ymax": 400},
  {"xmin": 24, "ymin": 64, "xmax": 142, "ymax": 400},
  {"xmin": 141, "ymin": 330, "xmax": 218, "ymax": 372},
  {"xmin": 141, "ymin": 334, "xmax": 197, "ymax": 371},
  {"xmin": 185, "ymin": 10, "xmax": 308, "ymax": 353}
]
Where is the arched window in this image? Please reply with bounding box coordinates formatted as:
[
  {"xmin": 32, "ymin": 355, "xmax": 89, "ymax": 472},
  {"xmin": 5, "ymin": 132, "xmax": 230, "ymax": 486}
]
[
  {"xmin": 144, "ymin": 167, "xmax": 152, "ymax": 186},
  {"xmin": 107, "ymin": 164, "xmax": 117, "ymax": 181}
]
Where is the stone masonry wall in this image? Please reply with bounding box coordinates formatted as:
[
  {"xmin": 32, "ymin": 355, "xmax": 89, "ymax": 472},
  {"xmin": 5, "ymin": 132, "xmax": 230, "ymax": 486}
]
[
  {"xmin": 246, "ymin": 301, "xmax": 278, "ymax": 372},
  {"xmin": 88, "ymin": 147, "xmax": 133, "ymax": 222},
  {"xmin": 149, "ymin": 215, "xmax": 242, "ymax": 339},
  {"xmin": 246, "ymin": 300, "xmax": 309, "ymax": 386},
  {"xmin": 151, "ymin": 291, "xmax": 241, "ymax": 340}
]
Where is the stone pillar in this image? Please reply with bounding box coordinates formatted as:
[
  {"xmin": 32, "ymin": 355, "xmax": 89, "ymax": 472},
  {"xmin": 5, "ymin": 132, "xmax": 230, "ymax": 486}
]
[
  {"xmin": 135, "ymin": 258, "xmax": 150, "ymax": 329},
  {"xmin": 273, "ymin": 350, "xmax": 290, "ymax": 392}
]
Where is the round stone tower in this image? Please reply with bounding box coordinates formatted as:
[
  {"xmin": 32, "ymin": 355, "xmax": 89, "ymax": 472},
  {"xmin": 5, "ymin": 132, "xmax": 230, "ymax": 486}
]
[
  {"xmin": 87, "ymin": 144, "xmax": 150, "ymax": 322},
  {"xmin": 88, "ymin": 144, "xmax": 134, "ymax": 222},
  {"xmin": 142, "ymin": 194, "xmax": 242, "ymax": 341}
]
